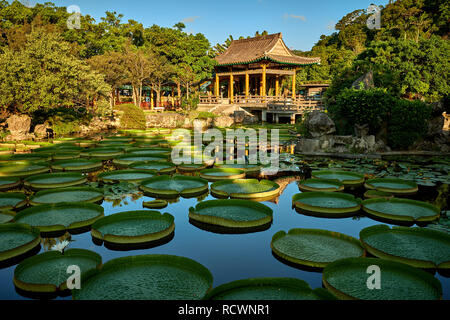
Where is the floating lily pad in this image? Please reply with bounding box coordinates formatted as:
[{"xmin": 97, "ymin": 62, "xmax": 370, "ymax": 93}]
[
  {"xmin": 177, "ymin": 163, "xmax": 207, "ymax": 173},
  {"xmin": 98, "ymin": 170, "xmax": 155, "ymax": 183},
  {"xmin": 113, "ymin": 154, "xmax": 168, "ymax": 168},
  {"xmin": 72, "ymin": 254, "xmax": 213, "ymax": 300},
  {"xmin": 140, "ymin": 175, "xmax": 209, "ymax": 198},
  {"xmin": 24, "ymin": 172, "xmax": 87, "ymax": 189},
  {"xmin": 51, "ymin": 159, "xmax": 103, "ymax": 172},
  {"xmin": 216, "ymin": 163, "xmax": 261, "ymax": 175},
  {"xmin": 91, "ymin": 210, "xmax": 175, "ymax": 245},
  {"xmin": 0, "ymin": 223, "xmax": 41, "ymax": 262},
  {"xmin": 199, "ymin": 168, "xmax": 246, "ymax": 182},
  {"xmin": 14, "ymin": 203, "xmax": 104, "ymax": 233},
  {"xmin": 80, "ymin": 148, "xmax": 124, "ymax": 160},
  {"xmin": 143, "ymin": 200, "xmax": 168, "ymax": 209},
  {"xmin": 13, "ymin": 249, "xmax": 102, "ymax": 293},
  {"xmin": 364, "ymin": 190, "xmax": 394, "ymax": 199},
  {"xmin": 205, "ymin": 278, "xmax": 336, "ymax": 300},
  {"xmin": 0, "ymin": 211, "xmax": 14, "ymax": 224},
  {"xmin": 298, "ymin": 179, "xmax": 344, "ymax": 192},
  {"xmin": 0, "ymin": 154, "xmax": 51, "ymax": 163},
  {"xmin": 210, "ymin": 179, "xmax": 280, "ymax": 200},
  {"xmin": 271, "ymin": 229, "xmax": 364, "ymax": 268},
  {"xmin": 0, "ymin": 192, "xmax": 27, "ymax": 210},
  {"xmin": 312, "ymin": 170, "xmax": 365, "ymax": 187},
  {"xmin": 189, "ymin": 199, "xmax": 273, "ymax": 228},
  {"xmin": 0, "ymin": 177, "xmax": 21, "ymax": 190},
  {"xmin": 322, "ymin": 258, "xmax": 442, "ymax": 300},
  {"xmin": 362, "ymin": 198, "xmax": 440, "ymax": 224},
  {"xmin": 126, "ymin": 147, "xmax": 172, "ymax": 156},
  {"xmin": 129, "ymin": 161, "xmax": 177, "ymax": 174},
  {"xmin": 292, "ymin": 192, "xmax": 361, "ymax": 218},
  {"xmin": 30, "ymin": 187, "xmax": 104, "ymax": 206},
  {"xmin": 360, "ymin": 225, "xmax": 450, "ymax": 269},
  {"xmin": 0, "ymin": 162, "xmax": 49, "ymax": 178},
  {"xmin": 51, "ymin": 151, "xmax": 81, "ymax": 161},
  {"xmin": 365, "ymin": 178, "xmax": 418, "ymax": 196}
]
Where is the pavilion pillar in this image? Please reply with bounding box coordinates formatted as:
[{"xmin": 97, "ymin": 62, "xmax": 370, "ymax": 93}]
[
  {"xmin": 245, "ymin": 71, "xmax": 249, "ymax": 99},
  {"xmin": 214, "ymin": 74, "xmax": 220, "ymax": 97},
  {"xmin": 262, "ymin": 64, "xmax": 267, "ymax": 100},
  {"xmin": 275, "ymin": 75, "xmax": 280, "ymax": 97},
  {"xmin": 292, "ymin": 69, "xmax": 296, "ymax": 100},
  {"xmin": 150, "ymin": 88, "xmax": 154, "ymax": 110},
  {"xmin": 229, "ymin": 73, "xmax": 234, "ymax": 104}
]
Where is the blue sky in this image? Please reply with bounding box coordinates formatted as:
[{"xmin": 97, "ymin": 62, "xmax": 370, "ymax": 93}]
[{"xmin": 44, "ymin": 0, "xmax": 389, "ymax": 51}]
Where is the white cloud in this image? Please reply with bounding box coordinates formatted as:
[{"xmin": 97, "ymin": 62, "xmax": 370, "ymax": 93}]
[
  {"xmin": 182, "ymin": 16, "xmax": 200, "ymax": 23},
  {"xmin": 283, "ymin": 14, "xmax": 306, "ymax": 22}
]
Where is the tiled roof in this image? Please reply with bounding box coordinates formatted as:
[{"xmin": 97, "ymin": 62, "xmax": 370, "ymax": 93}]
[{"xmin": 215, "ymin": 33, "xmax": 320, "ymax": 66}]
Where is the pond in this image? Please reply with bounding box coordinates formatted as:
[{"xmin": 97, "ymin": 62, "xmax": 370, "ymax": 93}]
[{"xmin": 0, "ymin": 132, "xmax": 448, "ymax": 300}]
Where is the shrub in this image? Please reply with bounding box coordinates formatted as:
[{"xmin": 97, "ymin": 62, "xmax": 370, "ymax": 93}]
[
  {"xmin": 116, "ymin": 103, "xmax": 146, "ymax": 129},
  {"xmin": 197, "ymin": 111, "xmax": 218, "ymax": 120}
]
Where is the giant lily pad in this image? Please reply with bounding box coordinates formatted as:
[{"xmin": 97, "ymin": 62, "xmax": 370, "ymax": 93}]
[
  {"xmin": 30, "ymin": 187, "xmax": 104, "ymax": 206},
  {"xmin": 210, "ymin": 179, "xmax": 280, "ymax": 200},
  {"xmin": 13, "ymin": 249, "xmax": 102, "ymax": 293},
  {"xmin": 140, "ymin": 175, "xmax": 209, "ymax": 198},
  {"xmin": 360, "ymin": 225, "xmax": 450, "ymax": 269},
  {"xmin": 362, "ymin": 198, "xmax": 440, "ymax": 224},
  {"xmin": 322, "ymin": 258, "xmax": 442, "ymax": 300},
  {"xmin": 129, "ymin": 161, "xmax": 177, "ymax": 174},
  {"xmin": 199, "ymin": 168, "xmax": 246, "ymax": 182},
  {"xmin": 205, "ymin": 278, "xmax": 336, "ymax": 300},
  {"xmin": 51, "ymin": 159, "xmax": 103, "ymax": 172},
  {"xmin": 293, "ymin": 192, "xmax": 361, "ymax": 218},
  {"xmin": 98, "ymin": 170, "xmax": 155, "ymax": 183},
  {"xmin": 312, "ymin": 170, "xmax": 365, "ymax": 187},
  {"xmin": 91, "ymin": 210, "xmax": 175, "ymax": 245},
  {"xmin": 126, "ymin": 147, "xmax": 172, "ymax": 156},
  {"xmin": 80, "ymin": 148, "xmax": 124, "ymax": 160},
  {"xmin": 14, "ymin": 203, "xmax": 104, "ymax": 233},
  {"xmin": 365, "ymin": 178, "xmax": 418, "ymax": 196},
  {"xmin": 189, "ymin": 199, "xmax": 273, "ymax": 228},
  {"xmin": 216, "ymin": 163, "xmax": 261, "ymax": 175},
  {"xmin": 0, "ymin": 192, "xmax": 27, "ymax": 210},
  {"xmin": 0, "ymin": 223, "xmax": 41, "ymax": 262},
  {"xmin": 0, "ymin": 162, "xmax": 49, "ymax": 178},
  {"xmin": 24, "ymin": 172, "xmax": 87, "ymax": 189},
  {"xmin": 112, "ymin": 154, "xmax": 168, "ymax": 168},
  {"xmin": 177, "ymin": 163, "xmax": 207, "ymax": 173},
  {"xmin": 72, "ymin": 254, "xmax": 213, "ymax": 300},
  {"xmin": 298, "ymin": 179, "xmax": 344, "ymax": 193},
  {"xmin": 0, "ymin": 177, "xmax": 21, "ymax": 190},
  {"xmin": 0, "ymin": 211, "xmax": 14, "ymax": 224},
  {"xmin": 271, "ymin": 229, "xmax": 364, "ymax": 268}
]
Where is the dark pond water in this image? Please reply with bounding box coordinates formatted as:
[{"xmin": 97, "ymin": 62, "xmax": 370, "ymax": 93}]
[{"xmin": 0, "ymin": 176, "xmax": 449, "ymax": 300}]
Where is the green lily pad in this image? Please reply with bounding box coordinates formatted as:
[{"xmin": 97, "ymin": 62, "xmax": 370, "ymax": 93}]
[
  {"xmin": 24, "ymin": 172, "xmax": 87, "ymax": 189},
  {"xmin": 298, "ymin": 179, "xmax": 344, "ymax": 192},
  {"xmin": 0, "ymin": 223, "xmax": 41, "ymax": 262},
  {"xmin": 140, "ymin": 175, "xmax": 209, "ymax": 198},
  {"xmin": 364, "ymin": 190, "xmax": 394, "ymax": 199},
  {"xmin": 199, "ymin": 168, "xmax": 246, "ymax": 182},
  {"xmin": 51, "ymin": 159, "xmax": 103, "ymax": 172},
  {"xmin": 72, "ymin": 254, "xmax": 213, "ymax": 300},
  {"xmin": 29, "ymin": 187, "xmax": 104, "ymax": 206},
  {"xmin": 0, "ymin": 162, "xmax": 49, "ymax": 178},
  {"xmin": 362, "ymin": 198, "xmax": 440, "ymax": 224},
  {"xmin": 0, "ymin": 153, "xmax": 51, "ymax": 163},
  {"xmin": 91, "ymin": 210, "xmax": 175, "ymax": 245},
  {"xmin": 13, "ymin": 249, "xmax": 102, "ymax": 293},
  {"xmin": 112, "ymin": 154, "xmax": 168, "ymax": 168},
  {"xmin": 312, "ymin": 170, "xmax": 365, "ymax": 187},
  {"xmin": 0, "ymin": 177, "xmax": 21, "ymax": 190},
  {"xmin": 189, "ymin": 199, "xmax": 273, "ymax": 228},
  {"xmin": 98, "ymin": 170, "xmax": 155, "ymax": 183},
  {"xmin": 143, "ymin": 200, "xmax": 168, "ymax": 209},
  {"xmin": 365, "ymin": 178, "xmax": 418, "ymax": 196},
  {"xmin": 177, "ymin": 163, "xmax": 207, "ymax": 173},
  {"xmin": 292, "ymin": 192, "xmax": 361, "ymax": 218},
  {"xmin": 14, "ymin": 203, "xmax": 104, "ymax": 233},
  {"xmin": 205, "ymin": 278, "xmax": 336, "ymax": 300},
  {"xmin": 0, "ymin": 211, "xmax": 15, "ymax": 224},
  {"xmin": 80, "ymin": 148, "xmax": 125, "ymax": 160},
  {"xmin": 129, "ymin": 161, "xmax": 177, "ymax": 174},
  {"xmin": 210, "ymin": 179, "xmax": 280, "ymax": 200},
  {"xmin": 216, "ymin": 163, "xmax": 261, "ymax": 175},
  {"xmin": 323, "ymin": 258, "xmax": 442, "ymax": 300},
  {"xmin": 271, "ymin": 229, "xmax": 364, "ymax": 268},
  {"xmin": 126, "ymin": 147, "xmax": 172, "ymax": 156},
  {"xmin": 360, "ymin": 225, "xmax": 450, "ymax": 269},
  {"xmin": 0, "ymin": 192, "xmax": 27, "ymax": 210}
]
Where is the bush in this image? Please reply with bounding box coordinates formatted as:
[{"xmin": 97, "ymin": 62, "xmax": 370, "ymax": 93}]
[
  {"xmin": 116, "ymin": 103, "xmax": 146, "ymax": 129},
  {"xmin": 328, "ymin": 88, "xmax": 432, "ymax": 149}
]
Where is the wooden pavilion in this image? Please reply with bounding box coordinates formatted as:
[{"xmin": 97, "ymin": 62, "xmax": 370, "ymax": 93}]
[{"xmin": 199, "ymin": 33, "xmax": 323, "ymax": 122}]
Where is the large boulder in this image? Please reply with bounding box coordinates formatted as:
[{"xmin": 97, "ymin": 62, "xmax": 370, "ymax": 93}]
[
  {"xmin": 6, "ymin": 115, "xmax": 32, "ymax": 141},
  {"xmin": 305, "ymin": 111, "xmax": 336, "ymax": 138},
  {"xmin": 213, "ymin": 116, "xmax": 234, "ymax": 128},
  {"xmin": 34, "ymin": 122, "xmax": 50, "ymax": 139},
  {"xmin": 352, "ymin": 70, "xmax": 374, "ymax": 90}
]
